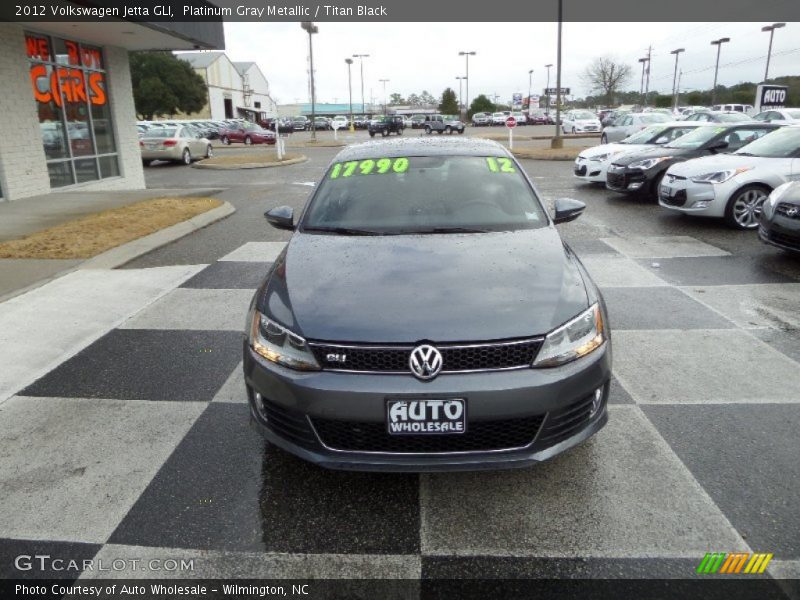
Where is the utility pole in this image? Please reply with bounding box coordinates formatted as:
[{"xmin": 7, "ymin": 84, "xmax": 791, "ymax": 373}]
[
  {"xmin": 345, "ymin": 58, "xmax": 354, "ymax": 132},
  {"xmin": 379, "ymin": 78, "xmax": 389, "ymax": 115},
  {"xmin": 644, "ymin": 45, "xmax": 652, "ymax": 106},
  {"xmin": 670, "ymin": 48, "xmax": 685, "ymax": 111},
  {"xmin": 551, "ymin": 0, "xmax": 563, "ymax": 149},
  {"xmin": 458, "ymin": 51, "xmax": 476, "ymax": 119},
  {"xmin": 544, "ymin": 63, "xmax": 552, "ymax": 116},
  {"xmin": 710, "ymin": 37, "xmax": 730, "ymax": 105},
  {"xmin": 301, "ymin": 21, "xmax": 318, "ymax": 141},
  {"xmin": 352, "ymin": 53, "xmax": 369, "ymax": 113},
  {"xmin": 456, "ymin": 76, "xmax": 465, "ymax": 112},
  {"xmin": 638, "ymin": 56, "xmax": 648, "ymax": 106},
  {"xmin": 527, "ymin": 69, "xmax": 533, "ymax": 113}
]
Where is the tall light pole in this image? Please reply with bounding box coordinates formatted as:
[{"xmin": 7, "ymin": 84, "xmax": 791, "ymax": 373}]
[
  {"xmin": 352, "ymin": 53, "xmax": 369, "ymax": 114},
  {"xmin": 544, "ymin": 63, "xmax": 552, "ymax": 116},
  {"xmin": 638, "ymin": 57, "xmax": 648, "ymax": 105},
  {"xmin": 379, "ymin": 78, "xmax": 389, "ymax": 115},
  {"xmin": 670, "ymin": 48, "xmax": 685, "ymax": 111},
  {"xmin": 762, "ymin": 23, "xmax": 785, "ymax": 81},
  {"xmin": 551, "ymin": 0, "xmax": 563, "ymax": 149},
  {"xmin": 456, "ymin": 76, "xmax": 466, "ymax": 112},
  {"xmin": 527, "ymin": 69, "xmax": 533, "ymax": 112},
  {"xmin": 458, "ymin": 51, "xmax": 476, "ymax": 119},
  {"xmin": 710, "ymin": 37, "xmax": 730, "ymax": 105},
  {"xmin": 345, "ymin": 58, "xmax": 354, "ymax": 132},
  {"xmin": 301, "ymin": 21, "xmax": 318, "ymax": 141}
]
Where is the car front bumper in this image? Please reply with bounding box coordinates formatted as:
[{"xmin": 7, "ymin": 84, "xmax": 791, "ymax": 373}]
[
  {"xmin": 606, "ymin": 164, "xmax": 659, "ymax": 195},
  {"xmin": 658, "ymin": 177, "xmax": 729, "ymax": 217},
  {"xmin": 574, "ymin": 156, "xmax": 611, "ymax": 183},
  {"xmin": 759, "ymin": 214, "xmax": 800, "ymax": 254},
  {"xmin": 244, "ymin": 340, "xmax": 612, "ymax": 472}
]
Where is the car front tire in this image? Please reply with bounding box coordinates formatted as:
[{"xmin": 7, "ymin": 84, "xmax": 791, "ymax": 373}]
[
  {"xmin": 601, "ymin": 134, "xmax": 608, "ymax": 144},
  {"xmin": 244, "ymin": 136, "xmax": 252, "ymax": 145},
  {"xmin": 221, "ymin": 136, "xmax": 230, "ymax": 145},
  {"xmin": 425, "ymin": 126, "xmax": 431, "ymax": 134},
  {"xmin": 181, "ymin": 148, "xmax": 191, "ymax": 165},
  {"xmin": 725, "ymin": 184, "xmax": 770, "ymax": 230},
  {"xmin": 206, "ymin": 145, "xmax": 213, "ymax": 159}
]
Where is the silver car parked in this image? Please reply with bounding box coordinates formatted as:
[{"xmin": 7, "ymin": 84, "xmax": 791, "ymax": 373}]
[
  {"xmin": 140, "ymin": 125, "xmax": 212, "ymax": 166},
  {"xmin": 600, "ymin": 112, "xmax": 671, "ymax": 144}
]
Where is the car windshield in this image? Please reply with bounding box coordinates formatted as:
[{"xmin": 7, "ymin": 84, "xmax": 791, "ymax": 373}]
[
  {"xmin": 666, "ymin": 126, "xmax": 726, "ymax": 149},
  {"xmin": 302, "ymin": 155, "xmax": 548, "ymax": 234},
  {"xmin": 144, "ymin": 128, "xmax": 177, "ymax": 138},
  {"xmin": 641, "ymin": 113, "xmax": 670, "ymax": 123},
  {"xmin": 715, "ymin": 112, "xmax": 750, "ymax": 122},
  {"xmin": 785, "ymin": 110, "xmax": 800, "ymax": 119},
  {"xmin": 492, "ymin": 113, "xmax": 505, "ymax": 118},
  {"xmin": 622, "ymin": 125, "xmax": 664, "ymax": 144},
  {"xmin": 734, "ymin": 127, "xmax": 800, "ymax": 158},
  {"xmin": 572, "ymin": 111, "xmax": 595, "ymax": 120}
]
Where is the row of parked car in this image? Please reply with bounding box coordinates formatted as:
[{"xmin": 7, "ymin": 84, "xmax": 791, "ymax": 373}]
[
  {"xmin": 138, "ymin": 118, "xmax": 278, "ymax": 166},
  {"xmin": 573, "ymin": 118, "xmax": 800, "ymax": 252},
  {"xmin": 471, "ymin": 110, "xmax": 552, "ymax": 127}
]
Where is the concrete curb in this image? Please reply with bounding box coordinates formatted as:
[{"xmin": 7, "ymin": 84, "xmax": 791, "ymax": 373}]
[
  {"xmin": 511, "ymin": 150, "xmax": 582, "ymax": 161},
  {"xmin": 0, "ymin": 201, "xmax": 235, "ymax": 303},
  {"xmin": 192, "ymin": 156, "xmax": 308, "ymax": 170}
]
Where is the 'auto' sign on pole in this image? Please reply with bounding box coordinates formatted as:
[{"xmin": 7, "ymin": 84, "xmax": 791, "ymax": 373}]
[{"xmin": 754, "ymin": 84, "xmax": 789, "ymax": 113}]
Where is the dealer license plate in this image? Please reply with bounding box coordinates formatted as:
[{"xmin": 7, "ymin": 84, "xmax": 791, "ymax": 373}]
[{"xmin": 386, "ymin": 399, "xmax": 466, "ymax": 435}]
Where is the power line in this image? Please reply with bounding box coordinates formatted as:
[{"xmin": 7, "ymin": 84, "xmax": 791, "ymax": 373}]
[{"xmin": 647, "ymin": 46, "xmax": 800, "ymax": 83}]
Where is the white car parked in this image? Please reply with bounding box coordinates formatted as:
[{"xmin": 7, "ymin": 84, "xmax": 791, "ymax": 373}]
[
  {"xmin": 491, "ymin": 112, "xmax": 507, "ymax": 126},
  {"xmin": 753, "ymin": 108, "xmax": 800, "ymax": 124},
  {"xmin": 600, "ymin": 112, "xmax": 671, "ymax": 144},
  {"xmin": 561, "ymin": 110, "xmax": 602, "ymax": 134},
  {"xmin": 574, "ymin": 122, "xmax": 705, "ymax": 184},
  {"xmin": 659, "ymin": 125, "xmax": 800, "ymax": 229}
]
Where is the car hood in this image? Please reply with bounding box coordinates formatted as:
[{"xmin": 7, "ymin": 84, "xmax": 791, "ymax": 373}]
[
  {"xmin": 666, "ymin": 154, "xmax": 783, "ymax": 177},
  {"xmin": 259, "ymin": 229, "xmax": 589, "ymax": 343},
  {"xmin": 612, "ymin": 145, "xmax": 697, "ymax": 166},
  {"xmin": 579, "ymin": 143, "xmax": 650, "ymax": 160}
]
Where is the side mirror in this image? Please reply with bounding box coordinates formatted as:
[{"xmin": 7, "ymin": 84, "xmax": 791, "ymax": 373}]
[
  {"xmin": 708, "ymin": 140, "xmax": 729, "ymax": 152},
  {"xmin": 265, "ymin": 206, "xmax": 294, "ymax": 230},
  {"xmin": 553, "ymin": 198, "xmax": 586, "ymax": 224}
]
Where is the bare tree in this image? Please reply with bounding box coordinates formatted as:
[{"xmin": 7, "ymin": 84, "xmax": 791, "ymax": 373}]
[{"xmin": 582, "ymin": 57, "xmax": 632, "ymax": 106}]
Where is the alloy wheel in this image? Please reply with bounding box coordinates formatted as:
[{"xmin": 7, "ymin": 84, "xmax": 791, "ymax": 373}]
[{"xmin": 731, "ymin": 188, "xmax": 767, "ymax": 229}]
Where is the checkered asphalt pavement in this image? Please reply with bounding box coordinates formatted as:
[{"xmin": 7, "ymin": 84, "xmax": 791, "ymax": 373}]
[{"xmin": 1, "ymin": 233, "xmax": 799, "ymax": 590}]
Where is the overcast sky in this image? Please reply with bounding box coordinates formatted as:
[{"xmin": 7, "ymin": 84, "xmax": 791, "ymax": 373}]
[{"xmin": 221, "ymin": 22, "xmax": 799, "ymax": 105}]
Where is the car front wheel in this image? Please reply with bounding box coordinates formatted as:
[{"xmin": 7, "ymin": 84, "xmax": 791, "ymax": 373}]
[
  {"xmin": 425, "ymin": 126, "xmax": 431, "ymax": 134},
  {"xmin": 369, "ymin": 131, "xmax": 375, "ymax": 137},
  {"xmin": 725, "ymin": 185, "xmax": 770, "ymax": 230},
  {"xmin": 244, "ymin": 136, "xmax": 252, "ymax": 145},
  {"xmin": 205, "ymin": 145, "xmax": 213, "ymax": 158},
  {"xmin": 601, "ymin": 134, "xmax": 608, "ymax": 144},
  {"xmin": 181, "ymin": 148, "xmax": 191, "ymax": 165},
  {"xmin": 221, "ymin": 136, "xmax": 230, "ymax": 145},
  {"xmin": 445, "ymin": 126, "xmax": 452, "ymax": 134}
]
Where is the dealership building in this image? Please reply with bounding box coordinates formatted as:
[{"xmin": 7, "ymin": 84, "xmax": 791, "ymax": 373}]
[{"xmin": 0, "ymin": 20, "xmax": 224, "ymax": 202}]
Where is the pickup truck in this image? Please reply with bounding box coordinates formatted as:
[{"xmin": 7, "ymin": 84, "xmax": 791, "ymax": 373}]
[{"xmin": 368, "ymin": 116, "xmax": 405, "ymax": 137}]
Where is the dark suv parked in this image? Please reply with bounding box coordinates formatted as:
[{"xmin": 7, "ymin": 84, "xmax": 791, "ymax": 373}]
[{"xmin": 368, "ymin": 116, "xmax": 405, "ymax": 137}]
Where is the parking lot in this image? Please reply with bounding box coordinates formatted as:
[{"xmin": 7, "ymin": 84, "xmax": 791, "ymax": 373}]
[{"xmin": 1, "ymin": 128, "xmax": 799, "ymax": 591}]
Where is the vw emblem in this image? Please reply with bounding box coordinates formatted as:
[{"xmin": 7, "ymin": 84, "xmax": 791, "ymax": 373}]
[
  {"xmin": 409, "ymin": 345, "xmax": 443, "ymax": 380},
  {"xmin": 787, "ymin": 206, "xmax": 798, "ymax": 217}
]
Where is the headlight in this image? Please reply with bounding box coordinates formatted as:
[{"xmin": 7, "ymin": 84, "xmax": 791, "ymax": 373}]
[
  {"xmin": 533, "ymin": 304, "xmax": 605, "ymax": 368},
  {"xmin": 628, "ymin": 156, "xmax": 672, "ymax": 170},
  {"xmin": 248, "ymin": 311, "xmax": 320, "ymax": 371},
  {"xmin": 690, "ymin": 167, "xmax": 751, "ymax": 184}
]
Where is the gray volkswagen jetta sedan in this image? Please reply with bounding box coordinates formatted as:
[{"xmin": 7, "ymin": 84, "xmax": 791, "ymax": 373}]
[{"xmin": 244, "ymin": 137, "xmax": 611, "ymax": 471}]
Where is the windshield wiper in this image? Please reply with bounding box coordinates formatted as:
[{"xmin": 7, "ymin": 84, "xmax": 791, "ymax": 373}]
[
  {"xmin": 413, "ymin": 227, "xmax": 492, "ymax": 234},
  {"xmin": 303, "ymin": 226, "xmax": 383, "ymax": 236}
]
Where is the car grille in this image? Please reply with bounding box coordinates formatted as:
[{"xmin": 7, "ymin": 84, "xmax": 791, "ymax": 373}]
[
  {"xmin": 534, "ymin": 392, "xmax": 599, "ymax": 448},
  {"xmin": 309, "ymin": 338, "xmax": 543, "ymax": 374},
  {"xmin": 257, "ymin": 397, "xmax": 319, "ymax": 449},
  {"xmin": 607, "ymin": 170, "xmax": 627, "ymax": 189},
  {"xmin": 776, "ymin": 203, "xmax": 800, "ymax": 220},
  {"xmin": 661, "ymin": 189, "xmax": 687, "ymax": 207},
  {"xmin": 311, "ymin": 415, "xmax": 545, "ymax": 453},
  {"xmin": 765, "ymin": 229, "xmax": 800, "ymax": 251}
]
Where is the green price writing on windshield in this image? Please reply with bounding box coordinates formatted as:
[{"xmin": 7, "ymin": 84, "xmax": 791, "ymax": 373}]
[
  {"xmin": 486, "ymin": 157, "xmax": 516, "ymax": 173},
  {"xmin": 330, "ymin": 157, "xmax": 409, "ymax": 178}
]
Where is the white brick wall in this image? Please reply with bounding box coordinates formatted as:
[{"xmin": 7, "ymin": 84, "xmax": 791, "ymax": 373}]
[
  {"xmin": 0, "ymin": 24, "xmax": 145, "ymax": 202},
  {"xmin": 0, "ymin": 24, "xmax": 51, "ymax": 200}
]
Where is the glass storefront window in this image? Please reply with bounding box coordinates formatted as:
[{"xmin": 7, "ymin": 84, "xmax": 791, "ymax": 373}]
[{"xmin": 26, "ymin": 32, "xmax": 119, "ymax": 188}]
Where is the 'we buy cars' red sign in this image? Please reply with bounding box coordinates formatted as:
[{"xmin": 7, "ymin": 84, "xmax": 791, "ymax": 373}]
[{"xmin": 26, "ymin": 34, "xmax": 107, "ymax": 107}]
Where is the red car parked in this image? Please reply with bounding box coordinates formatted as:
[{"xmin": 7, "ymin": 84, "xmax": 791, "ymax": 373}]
[{"xmin": 219, "ymin": 122, "xmax": 276, "ymax": 145}]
